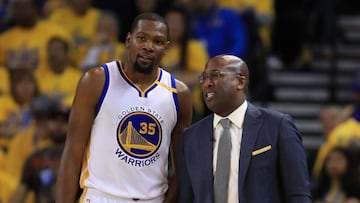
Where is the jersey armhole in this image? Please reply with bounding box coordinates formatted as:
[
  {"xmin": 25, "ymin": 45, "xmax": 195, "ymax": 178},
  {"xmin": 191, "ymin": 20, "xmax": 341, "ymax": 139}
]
[
  {"xmin": 171, "ymin": 75, "xmax": 179, "ymax": 119},
  {"xmin": 95, "ymin": 64, "xmax": 110, "ymax": 116}
]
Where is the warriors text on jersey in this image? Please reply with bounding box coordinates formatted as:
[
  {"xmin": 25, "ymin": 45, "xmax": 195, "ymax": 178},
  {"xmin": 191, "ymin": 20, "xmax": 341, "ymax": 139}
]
[{"xmin": 79, "ymin": 60, "xmax": 179, "ymax": 201}]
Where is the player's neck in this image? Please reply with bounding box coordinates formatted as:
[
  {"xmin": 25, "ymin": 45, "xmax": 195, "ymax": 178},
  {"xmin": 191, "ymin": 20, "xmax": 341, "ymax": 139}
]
[
  {"xmin": 122, "ymin": 65, "xmax": 158, "ymax": 90},
  {"xmin": 132, "ymin": 70, "xmax": 158, "ymax": 90},
  {"xmin": 121, "ymin": 58, "xmax": 158, "ymax": 88}
]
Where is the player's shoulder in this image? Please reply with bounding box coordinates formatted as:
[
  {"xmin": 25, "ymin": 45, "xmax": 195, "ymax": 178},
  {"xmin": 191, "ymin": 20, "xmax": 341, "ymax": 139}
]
[
  {"xmin": 158, "ymin": 68, "xmax": 190, "ymax": 95},
  {"xmin": 175, "ymin": 79, "xmax": 190, "ymax": 94},
  {"xmin": 77, "ymin": 66, "xmax": 106, "ymax": 91},
  {"xmin": 83, "ymin": 66, "xmax": 105, "ymax": 79}
]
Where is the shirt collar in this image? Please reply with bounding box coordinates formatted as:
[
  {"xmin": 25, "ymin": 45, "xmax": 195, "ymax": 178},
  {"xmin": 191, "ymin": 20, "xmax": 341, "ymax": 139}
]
[{"xmin": 213, "ymin": 100, "xmax": 248, "ymax": 129}]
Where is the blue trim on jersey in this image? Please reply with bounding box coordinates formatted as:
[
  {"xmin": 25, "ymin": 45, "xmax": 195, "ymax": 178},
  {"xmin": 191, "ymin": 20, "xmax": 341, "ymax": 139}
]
[
  {"xmin": 117, "ymin": 62, "xmax": 162, "ymax": 98},
  {"xmin": 95, "ymin": 64, "xmax": 110, "ymax": 116},
  {"xmin": 144, "ymin": 69, "xmax": 162, "ymax": 97},
  {"xmin": 117, "ymin": 62, "xmax": 141, "ymax": 96},
  {"xmin": 171, "ymin": 75, "xmax": 179, "ymax": 118},
  {"xmin": 116, "ymin": 60, "xmax": 121, "ymax": 74}
]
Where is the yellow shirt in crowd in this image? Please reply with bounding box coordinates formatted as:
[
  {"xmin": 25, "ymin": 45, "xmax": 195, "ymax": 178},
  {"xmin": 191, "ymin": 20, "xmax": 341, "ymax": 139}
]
[
  {"xmin": 161, "ymin": 40, "xmax": 208, "ymax": 117},
  {"xmin": 49, "ymin": 6, "xmax": 101, "ymax": 66},
  {"xmin": 0, "ymin": 148, "xmax": 16, "ymax": 203},
  {"xmin": 0, "ymin": 66, "xmax": 9, "ymax": 96},
  {"xmin": 5, "ymin": 125, "xmax": 52, "ymax": 183},
  {"xmin": 0, "ymin": 94, "xmax": 26, "ymax": 150},
  {"xmin": 313, "ymin": 118, "xmax": 360, "ymax": 179},
  {"xmin": 0, "ymin": 170, "xmax": 16, "ymax": 203},
  {"xmin": 35, "ymin": 66, "xmax": 82, "ymax": 107},
  {"xmin": 0, "ymin": 20, "xmax": 70, "ymax": 74},
  {"xmin": 161, "ymin": 40, "xmax": 208, "ymax": 73}
]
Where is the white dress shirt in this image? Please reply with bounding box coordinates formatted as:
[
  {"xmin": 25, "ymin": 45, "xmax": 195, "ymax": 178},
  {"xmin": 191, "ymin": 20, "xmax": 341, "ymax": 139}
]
[{"xmin": 213, "ymin": 100, "xmax": 247, "ymax": 203}]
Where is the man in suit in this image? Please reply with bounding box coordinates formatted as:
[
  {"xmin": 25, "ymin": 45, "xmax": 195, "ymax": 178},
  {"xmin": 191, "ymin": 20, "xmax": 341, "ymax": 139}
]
[{"xmin": 176, "ymin": 54, "xmax": 312, "ymax": 203}]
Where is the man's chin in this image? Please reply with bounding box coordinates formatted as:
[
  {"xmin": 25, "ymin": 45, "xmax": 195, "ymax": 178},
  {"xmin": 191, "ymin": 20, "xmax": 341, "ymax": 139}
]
[
  {"xmin": 134, "ymin": 62, "xmax": 154, "ymax": 74},
  {"xmin": 204, "ymin": 101, "xmax": 215, "ymax": 111}
]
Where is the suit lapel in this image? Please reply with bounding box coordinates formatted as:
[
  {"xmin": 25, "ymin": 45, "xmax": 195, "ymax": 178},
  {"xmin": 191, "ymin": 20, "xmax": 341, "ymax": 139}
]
[{"xmin": 238, "ymin": 103, "xmax": 262, "ymax": 193}]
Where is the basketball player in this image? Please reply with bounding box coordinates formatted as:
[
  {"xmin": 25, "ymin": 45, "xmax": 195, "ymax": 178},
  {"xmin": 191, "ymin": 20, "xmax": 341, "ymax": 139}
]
[{"xmin": 56, "ymin": 12, "xmax": 193, "ymax": 203}]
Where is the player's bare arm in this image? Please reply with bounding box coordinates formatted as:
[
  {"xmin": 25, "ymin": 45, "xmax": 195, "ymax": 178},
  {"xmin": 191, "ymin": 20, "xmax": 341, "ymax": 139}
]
[{"xmin": 56, "ymin": 67, "xmax": 105, "ymax": 203}]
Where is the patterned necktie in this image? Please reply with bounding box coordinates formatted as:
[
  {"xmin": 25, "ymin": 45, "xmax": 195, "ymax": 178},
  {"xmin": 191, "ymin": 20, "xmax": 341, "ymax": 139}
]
[{"xmin": 214, "ymin": 118, "xmax": 232, "ymax": 203}]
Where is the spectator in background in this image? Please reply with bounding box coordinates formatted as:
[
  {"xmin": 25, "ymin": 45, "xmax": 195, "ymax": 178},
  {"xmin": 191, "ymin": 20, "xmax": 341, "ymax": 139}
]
[
  {"xmin": 0, "ymin": 0, "xmax": 8, "ymax": 22},
  {"xmin": 312, "ymin": 147, "xmax": 360, "ymax": 203},
  {"xmin": 200, "ymin": 0, "xmax": 270, "ymax": 102},
  {"xmin": 36, "ymin": 37, "xmax": 81, "ymax": 107},
  {"xmin": 5, "ymin": 95, "xmax": 59, "ymax": 184},
  {"xmin": 215, "ymin": 0, "xmax": 274, "ymax": 52},
  {"xmin": 189, "ymin": 0, "xmax": 248, "ymax": 58},
  {"xmin": 0, "ymin": 69, "xmax": 39, "ymax": 152},
  {"xmin": 319, "ymin": 105, "xmax": 342, "ymax": 139},
  {"xmin": 312, "ymin": 69, "xmax": 360, "ymax": 180},
  {"xmin": 162, "ymin": 3, "xmax": 209, "ymax": 122},
  {"xmin": 48, "ymin": 0, "xmax": 101, "ymax": 67},
  {"xmin": 91, "ymin": 0, "xmax": 172, "ymax": 42},
  {"xmin": 184, "ymin": 0, "xmax": 272, "ymax": 102},
  {"xmin": 0, "ymin": 66, "xmax": 10, "ymax": 97},
  {"xmin": 133, "ymin": 0, "xmax": 172, "ymax": 19},
  {"xmin": 0, "ymin": 0, "xmax": 70, "ymax": 74},
  {"xmin": 0, "ymin": 149, "xmax": 17, "ymax": 203},
  {"xmin": 10, "ymin": 96, "xmax": 70, "ymax": 203},
  {"xmin": 91, "ymin": 0, "xmax": 133, "ymax": 42},
  {"xmin": 134, "ymin": 0, "xmax": 159, "ymax": 14},
  {"xmin": 42, "ymin": 0, "xmax": 66, "ymax": 18},
  {"xmin": 210, "ymin": 0, "xmax": 274, "ymax": 102},
  {"xmin": 0, "ymin": 0, "xmax": 13, "ymax": 33},
  {"xmin": 81, "ymin": 11, "xmax": 125, "ymax": 72},
  {"xmin": 306, "ymin": 105, "xmax": 343, "ymax": 177},
  {"xmin": 130, "ymin": 0, "xmax": 172, "ymax": 30}
]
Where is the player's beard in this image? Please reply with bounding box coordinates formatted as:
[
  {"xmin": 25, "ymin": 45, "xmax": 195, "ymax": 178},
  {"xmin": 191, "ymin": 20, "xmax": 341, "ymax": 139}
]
[{"xmin": 134, "ymin": 59, "xmax": 154, "ymax": 75}]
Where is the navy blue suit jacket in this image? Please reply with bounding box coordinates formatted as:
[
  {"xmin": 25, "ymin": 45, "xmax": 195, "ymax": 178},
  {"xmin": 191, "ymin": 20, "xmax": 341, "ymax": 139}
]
[{"xmin": 177, "ymin": 103, "xmax": 312, "ymax": 203}]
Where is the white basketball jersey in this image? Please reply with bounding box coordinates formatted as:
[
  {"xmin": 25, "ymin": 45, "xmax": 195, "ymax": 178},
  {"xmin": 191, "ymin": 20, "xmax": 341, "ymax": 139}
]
[{"xmin": 79, "ymin": 60, "xmax": 179, "ymax": 201}]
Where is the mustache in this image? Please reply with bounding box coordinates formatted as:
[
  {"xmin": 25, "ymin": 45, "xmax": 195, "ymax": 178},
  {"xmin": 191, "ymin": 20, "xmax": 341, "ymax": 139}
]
[{"xmin": 138, "ymin": 52, "xmax": 154, "ymax": 60}]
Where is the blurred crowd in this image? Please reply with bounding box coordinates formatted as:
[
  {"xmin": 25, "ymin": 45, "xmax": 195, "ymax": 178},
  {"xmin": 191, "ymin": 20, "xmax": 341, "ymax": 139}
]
[
  {"xmin": 0, "ymin": 0, "xmax": 359, "ymax": 202},
  {"xmin": 308, "ymin": 70, "xmax": 360, "ymax": 203}
]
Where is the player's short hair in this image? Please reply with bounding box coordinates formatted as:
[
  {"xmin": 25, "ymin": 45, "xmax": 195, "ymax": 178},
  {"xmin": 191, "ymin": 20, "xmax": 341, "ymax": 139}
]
[{"xmin": 130, "ymin": 12, "xmax": 169, "ymax": 40}]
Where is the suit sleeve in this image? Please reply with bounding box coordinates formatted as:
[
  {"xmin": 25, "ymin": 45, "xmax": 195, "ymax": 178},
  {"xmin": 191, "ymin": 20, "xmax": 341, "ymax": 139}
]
[
  {"xmin": 176, "ymin": 131, "xmax": 194, "ymax": 203},
  {"xmin": 278, "ymin": 114, "xmax": 312, "ymax": 203}
]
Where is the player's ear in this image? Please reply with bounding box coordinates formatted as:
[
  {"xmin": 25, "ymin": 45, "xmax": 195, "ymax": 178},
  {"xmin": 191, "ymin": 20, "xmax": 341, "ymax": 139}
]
[{"xmin": 125, "ymin": 32, "xmax": 131, "ymax": 47}]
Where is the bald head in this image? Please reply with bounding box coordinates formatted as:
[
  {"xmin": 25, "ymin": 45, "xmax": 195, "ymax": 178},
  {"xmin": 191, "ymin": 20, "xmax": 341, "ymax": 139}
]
[{"xmin": 223, "ymin": 55, "xmax": 248, "ymax": 76}]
